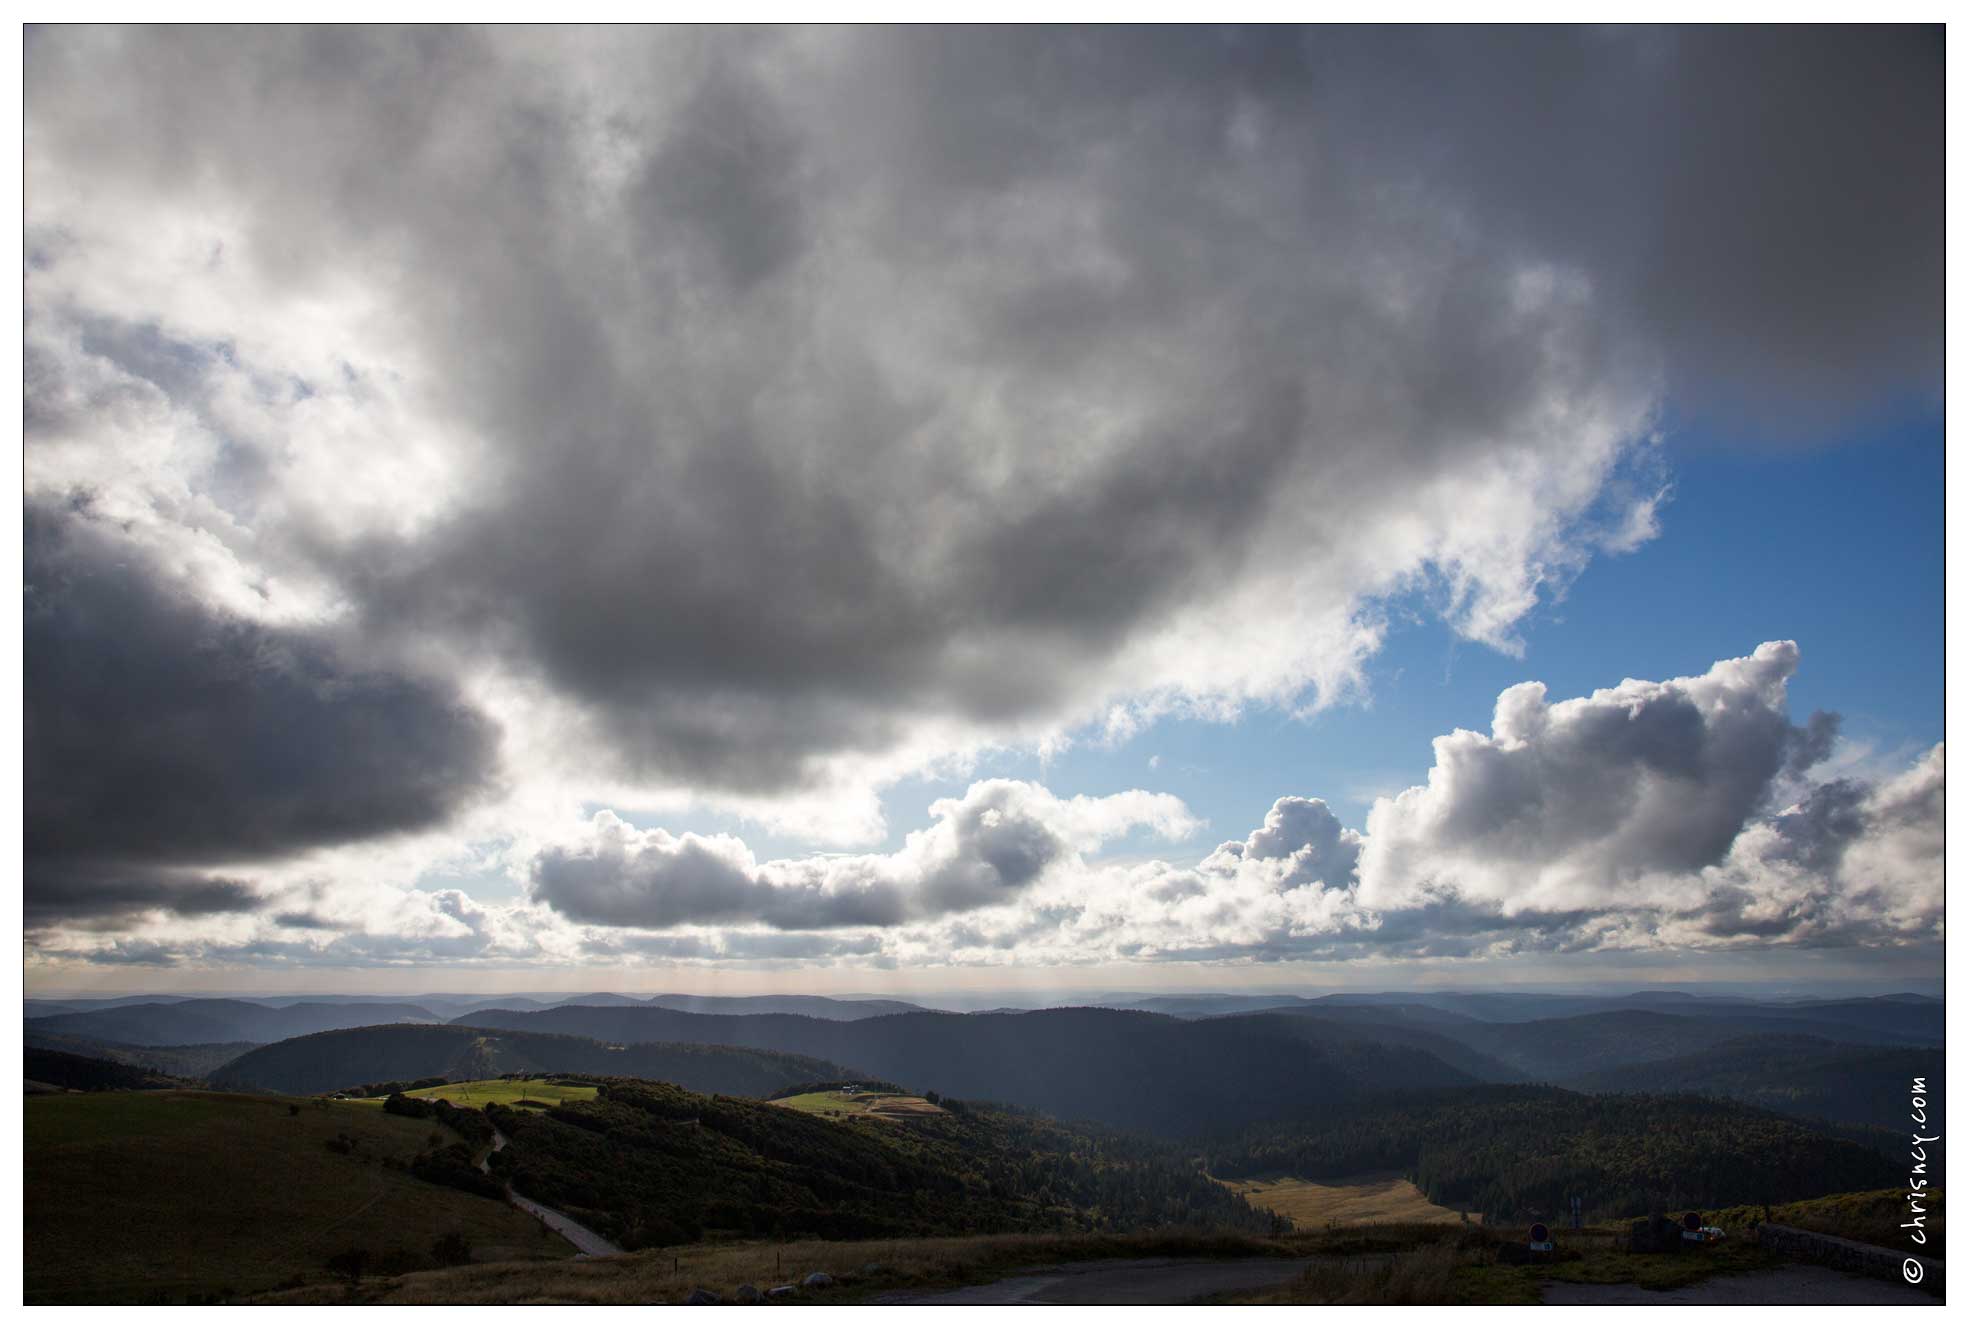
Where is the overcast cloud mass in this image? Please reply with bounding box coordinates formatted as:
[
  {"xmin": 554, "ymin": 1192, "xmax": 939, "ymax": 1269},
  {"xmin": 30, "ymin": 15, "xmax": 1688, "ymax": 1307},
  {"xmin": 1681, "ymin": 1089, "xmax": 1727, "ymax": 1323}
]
[{"xmin": 22, "ymin": 26, "xmax": 1941, "ymax": 981}]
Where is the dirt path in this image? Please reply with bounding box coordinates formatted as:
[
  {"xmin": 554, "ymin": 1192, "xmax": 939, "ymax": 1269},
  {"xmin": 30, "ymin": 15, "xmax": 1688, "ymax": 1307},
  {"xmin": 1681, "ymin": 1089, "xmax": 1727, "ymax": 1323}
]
[
  {"xmin": 877, "ymin": 1256, "xmax": 1313, "ymax": 1304},
  {"xmin": 1542, "ymin": 1264, "xmax": 1936, "ymax": 1305},
  {"xmin": 477, "ymin": 1128, "xmax": 623, "ymax": 1258}
]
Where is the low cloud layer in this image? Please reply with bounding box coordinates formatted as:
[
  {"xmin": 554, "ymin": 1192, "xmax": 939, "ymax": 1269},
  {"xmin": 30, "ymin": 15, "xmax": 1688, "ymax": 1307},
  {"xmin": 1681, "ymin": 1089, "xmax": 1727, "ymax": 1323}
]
[
  {"xmin": 34, "ymin": 645, "xmax": 1938, "ymax": 973},
  {"xmin": 521, "ymin": 643, "xmax": 1942, "ymax": 966}
]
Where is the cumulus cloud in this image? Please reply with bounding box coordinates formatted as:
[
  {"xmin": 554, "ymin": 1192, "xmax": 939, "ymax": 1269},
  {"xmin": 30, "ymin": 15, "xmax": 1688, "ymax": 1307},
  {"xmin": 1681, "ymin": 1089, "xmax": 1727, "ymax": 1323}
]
[
  {"xmin": 1356, "ymin": 641, "xmax": 1813, "ymax": 914},
  {"xmin": 536, "ymin": 643, "xmax": 1941, "ymax": 967},
  {"xmin": 1681, "ymin": 742, "xmax": 1946, "ymax": 946},
  {"xmin": 534, "ymin": 780, "xmax": 1199, "ymax": 929}
]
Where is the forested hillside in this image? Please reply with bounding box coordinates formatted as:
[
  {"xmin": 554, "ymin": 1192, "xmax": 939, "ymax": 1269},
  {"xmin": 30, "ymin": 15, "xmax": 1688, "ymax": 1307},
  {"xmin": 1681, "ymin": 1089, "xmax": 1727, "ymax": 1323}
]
[
  {"xmin": 22, "ymin": 1031, "xmax": 258, "ymax": 1079},
  {"xmin": 1204, "ymin": 1085, "xmax": 1897, "ymax": 1222},
  {"xmin": 1568, "ymin": 1035, "xmax": 1942, "ymax": 1128},
  {"xmin": 1369, "ymin": 1007, "xmax": 1930, "ymax": 1082},
  {"xmin": 483, "ymin": 1076, "xmax": 1272, "ymax": 1248},
  {"xmin": 26, "ymin": 1048, "xmax": 184, "ymax": 1092}
]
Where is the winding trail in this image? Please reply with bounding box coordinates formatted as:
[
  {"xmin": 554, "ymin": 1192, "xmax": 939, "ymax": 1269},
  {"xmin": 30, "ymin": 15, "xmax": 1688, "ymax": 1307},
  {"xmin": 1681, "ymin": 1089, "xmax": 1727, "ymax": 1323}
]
[{"xmin": 477, "ymin": 1127, "xmax": 623, "ymax": 1258}]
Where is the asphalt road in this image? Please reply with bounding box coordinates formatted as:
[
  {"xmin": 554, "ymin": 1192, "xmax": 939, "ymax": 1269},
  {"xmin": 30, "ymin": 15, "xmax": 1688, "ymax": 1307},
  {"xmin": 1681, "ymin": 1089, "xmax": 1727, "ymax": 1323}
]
[
  {"xmin": 478, "ymin": 1127, "xmax": 624, "ymax": 1258},
  {"xmin": 876, "ymin": 1257, "xmax": 1314, "ymax": 1304}
]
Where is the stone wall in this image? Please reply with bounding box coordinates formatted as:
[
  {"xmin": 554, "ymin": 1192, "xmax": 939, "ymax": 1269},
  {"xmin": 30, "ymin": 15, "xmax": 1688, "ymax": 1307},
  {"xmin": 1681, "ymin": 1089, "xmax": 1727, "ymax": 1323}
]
[{"xmin": 1756, "ymin": 1222, "xmax": 1943, "ymax": 1298}]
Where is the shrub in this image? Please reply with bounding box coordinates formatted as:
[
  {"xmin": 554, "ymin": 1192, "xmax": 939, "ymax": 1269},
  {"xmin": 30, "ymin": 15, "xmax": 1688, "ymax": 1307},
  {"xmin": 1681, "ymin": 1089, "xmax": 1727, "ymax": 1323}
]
[
  {"xmin": 325, "ymin": 1248, "xmax": 370, "ymax": 1285},
  {"xmin": 430, "ymin": 1231, "xmax": 473, "ymax": 1267}
]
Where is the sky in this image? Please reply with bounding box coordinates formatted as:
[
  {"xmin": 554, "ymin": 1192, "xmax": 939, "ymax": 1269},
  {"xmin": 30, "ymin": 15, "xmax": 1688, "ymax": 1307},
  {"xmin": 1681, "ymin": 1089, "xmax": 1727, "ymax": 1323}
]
[{"xmin": 21, "ymin": 26, "xmax": 1944, "ymax": 998}]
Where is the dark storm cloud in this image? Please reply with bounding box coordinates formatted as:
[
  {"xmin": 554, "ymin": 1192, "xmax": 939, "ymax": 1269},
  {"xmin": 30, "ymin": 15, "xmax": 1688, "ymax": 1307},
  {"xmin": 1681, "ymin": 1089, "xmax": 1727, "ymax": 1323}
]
[
  {"xmin": 1290, "ymin": 25, "xmax": 1942, "ymax": 431},
  {"xmin": 22, "ymin": 866, "xmax": 261, "ymax": 929},
  {"xmin": 23, "ymin": 26, "xmax": 1941, "ymax": 815},
  {"xmin": 24, "ymin": 497, "xmax": 500, "ymax": 922}
]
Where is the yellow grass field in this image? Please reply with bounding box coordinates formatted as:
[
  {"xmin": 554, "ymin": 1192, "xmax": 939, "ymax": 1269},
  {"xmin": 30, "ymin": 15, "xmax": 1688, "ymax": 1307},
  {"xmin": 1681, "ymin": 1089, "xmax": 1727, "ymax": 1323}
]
[
  {"xmin": 770, "ymin": 1089, "xmax": 946, "ymax": 1122},
  {"xmin": 1218, "ymin": 1173, "xmax": 1478, "ymax": 1228}
]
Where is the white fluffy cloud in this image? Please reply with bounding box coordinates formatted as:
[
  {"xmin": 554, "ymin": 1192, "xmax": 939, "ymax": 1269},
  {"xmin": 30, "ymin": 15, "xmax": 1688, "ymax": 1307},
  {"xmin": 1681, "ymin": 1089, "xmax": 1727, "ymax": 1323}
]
[
  {"xmin": 525, "ymin": 644, "xmax": 1939, "ymax": 969},
  {"xmin": 533, "ymin": 781, "xmax": 1200, "ymax": 930},
  {"xmin": 1356, "ymin": 640, "xmax": 1809, "ymax": 916}
]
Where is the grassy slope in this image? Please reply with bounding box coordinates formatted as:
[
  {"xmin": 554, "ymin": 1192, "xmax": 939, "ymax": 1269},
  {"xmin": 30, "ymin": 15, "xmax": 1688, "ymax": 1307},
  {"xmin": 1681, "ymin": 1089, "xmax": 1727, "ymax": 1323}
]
[
  {"xmin": 253, "ymin": 1229, "xmax": 1341, "ymax": 1304},
  {"xmin": 26, "ymin": 1090, "xmax": 570, "ymax": 1303}
]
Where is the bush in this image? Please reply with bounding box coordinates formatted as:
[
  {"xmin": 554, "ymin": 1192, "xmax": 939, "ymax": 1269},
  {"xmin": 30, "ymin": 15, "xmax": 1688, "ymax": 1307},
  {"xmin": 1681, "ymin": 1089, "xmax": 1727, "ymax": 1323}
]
[
  {"xmin": 325, "ymin": 1248, "xmax": 370, "ymax": 1285},
  {"xmin": 431, "ymin": 1231, "xmax": 473, "ymax": 1267},
  {"xmin": 411, "ymin": 1143, "xmax": 506, "ymax": 1201}
]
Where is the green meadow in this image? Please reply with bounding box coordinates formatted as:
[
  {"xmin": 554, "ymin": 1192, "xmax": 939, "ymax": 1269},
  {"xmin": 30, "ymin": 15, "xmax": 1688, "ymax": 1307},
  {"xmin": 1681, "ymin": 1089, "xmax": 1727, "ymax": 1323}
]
[
  {"xmin": 770, "ymin": 1088, "xmax": 946, "ymax": 1122},
  {"xmin": 391, "ymin": 1078, "xmax": 602, "ymax": 1112}
]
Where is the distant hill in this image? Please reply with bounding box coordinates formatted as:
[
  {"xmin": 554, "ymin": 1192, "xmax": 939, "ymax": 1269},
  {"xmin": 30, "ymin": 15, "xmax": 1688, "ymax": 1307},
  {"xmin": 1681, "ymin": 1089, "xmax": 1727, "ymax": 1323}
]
[
  {"xmin": 445, "ymin": 1005, "xmax": 1479, "ymax": 1136},
  {"xmin": 1303, "ymin": 991, "xmax": 1944, "ymax": 1039},
  {"xmin": 210, "ymin": 1024, "xmax": 853, "ymax": 1097},
  {"xmin": 1568, "ymin": 1035, "xmax": 1944, "ymax": 1127},
  {"xmin": 638, "ymin": 993, "xmax": 933, "ymax": 1020},
  {"xmin": 22, "ymin": 1031, "xmax": 260, "ymax": 1080},
  {"xmin": 1432, "ymin": 1008, "xmax": 1934, "ymax": 1082},
  {"xmin": 25, "ymin": 998, "xmax": 440, "ymax": 1047},
  {"xmin": 448, "ymin": 992, "xmax": 932, "ymax": 1020},
  {"xmin": 1204, "ymin": 1083, "xmax": 1898, "ymax": 1223},
  {"xmin": 1233, "ymin": 1009, "xmax": 1524, "ymax": 1083},
  {"xmin": 23, "ymin": 994, "xmax": 212, "ymax": 1013},
  {"xmin": 484, "ymin": 1075, "xmax": 1269, "ymax": 1249},
  {"xmin": 26, "ymin": 1047, "xmax": 185, "ymax": 1092},
  {"xmin": 1096, "ymin": 994, "xmax": 1319, "ymax": 1018}
]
